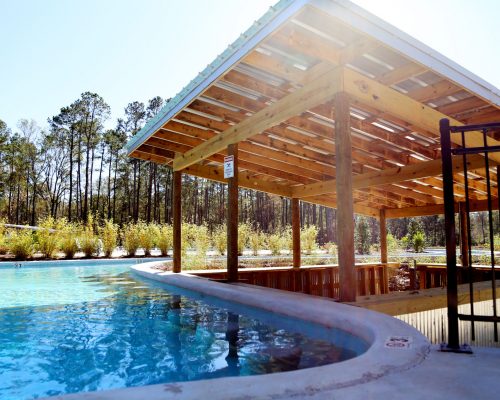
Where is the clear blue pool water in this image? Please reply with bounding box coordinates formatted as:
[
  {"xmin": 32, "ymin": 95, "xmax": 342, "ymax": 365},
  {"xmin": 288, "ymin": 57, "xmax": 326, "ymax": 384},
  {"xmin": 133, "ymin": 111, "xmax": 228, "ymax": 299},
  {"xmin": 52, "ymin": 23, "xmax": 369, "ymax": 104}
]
[{"xmin": 0, "ymin": 260, "xmax": 368, "ymax": 399}]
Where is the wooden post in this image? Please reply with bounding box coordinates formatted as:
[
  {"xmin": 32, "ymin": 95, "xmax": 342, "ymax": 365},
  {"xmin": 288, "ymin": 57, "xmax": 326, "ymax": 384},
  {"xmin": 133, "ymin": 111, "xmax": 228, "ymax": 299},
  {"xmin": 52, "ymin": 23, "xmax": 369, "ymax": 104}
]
[
  {"xmin": 227, "ymin": 144, "xmax": 239, "ymax": 282},
  {"xmin": 380, "ymin": 209, "xmax": 387, "ymax": 264},
  {"xmin": 172, "ymin": 170, "xmax": 182, "ymax": 273},
  {"xmin": 379, "ymin": 208, "xmax": 389, "ymax": 293},
  {"xmin": 334, "ymin": 92, "xmax": 356, "ymax": 302},
  {"xmin": 459, "ymin": 203, "xmax": 469, "ymax": 268},
  {"xmin": 292, "ymin": 198, "xmax": 301, "ymax": 268}
]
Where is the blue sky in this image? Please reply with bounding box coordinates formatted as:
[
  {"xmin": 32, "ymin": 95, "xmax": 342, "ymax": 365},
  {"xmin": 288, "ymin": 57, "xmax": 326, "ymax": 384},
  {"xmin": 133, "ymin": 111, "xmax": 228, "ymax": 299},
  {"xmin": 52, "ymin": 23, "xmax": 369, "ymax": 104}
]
[{"xmin": 1, "ymin": 0, "xmax": 499, "ymax": 131}]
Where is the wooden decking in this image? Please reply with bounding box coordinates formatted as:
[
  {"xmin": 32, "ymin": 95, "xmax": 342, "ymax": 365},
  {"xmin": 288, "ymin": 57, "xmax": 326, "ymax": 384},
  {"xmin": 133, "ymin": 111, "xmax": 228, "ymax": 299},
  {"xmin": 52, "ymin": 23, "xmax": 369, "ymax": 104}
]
[{"xmin": 350, "ymin": 280, "xmax": 500, "ymax": 316}]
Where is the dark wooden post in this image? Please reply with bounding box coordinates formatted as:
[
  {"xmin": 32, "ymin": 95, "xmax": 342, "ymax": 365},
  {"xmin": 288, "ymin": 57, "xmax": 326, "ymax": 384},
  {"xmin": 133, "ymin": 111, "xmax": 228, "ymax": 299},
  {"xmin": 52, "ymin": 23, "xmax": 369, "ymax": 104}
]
[
  {"xmin": 227, "ymin": 144, "xmax": 239, "ymax": 282},
  {"xmin": 292, "ymin": 198, "xmax": 301, "ymax": 268},
  {"xmin": 335, "ymin": 92, "xmax": 356, "ymax": 302},
  {"xmin": 172, "ymin": 170, "xmax": 182, "ymax": 273},
  {"xmin": 459, "ymin": 203, "xmax": 469, "ymax": 268}
]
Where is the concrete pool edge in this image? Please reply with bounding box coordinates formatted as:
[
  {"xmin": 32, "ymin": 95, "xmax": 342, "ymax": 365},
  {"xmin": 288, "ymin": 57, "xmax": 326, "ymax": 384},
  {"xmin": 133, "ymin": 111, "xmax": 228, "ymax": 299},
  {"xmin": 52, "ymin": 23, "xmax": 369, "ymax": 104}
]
[{"xmin": 50, "ymin": 262, "xmax": 431, "ymax": 400}]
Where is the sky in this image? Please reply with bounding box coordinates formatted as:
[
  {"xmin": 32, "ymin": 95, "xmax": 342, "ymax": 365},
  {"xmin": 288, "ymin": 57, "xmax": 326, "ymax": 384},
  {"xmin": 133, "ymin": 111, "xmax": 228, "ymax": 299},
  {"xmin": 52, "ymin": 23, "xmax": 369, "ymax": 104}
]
[{"xmin": 1, "ymin": 0, "xmax": 499, "ymax": 132}]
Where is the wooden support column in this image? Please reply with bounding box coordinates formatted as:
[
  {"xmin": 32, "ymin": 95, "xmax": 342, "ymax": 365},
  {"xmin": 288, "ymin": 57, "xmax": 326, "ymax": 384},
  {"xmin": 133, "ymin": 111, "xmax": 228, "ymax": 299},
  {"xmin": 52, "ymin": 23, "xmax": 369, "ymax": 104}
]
[
  {"xmin": 292, "ymin": 198, "xmax": 301, "ymax": 268},
  {"xmin": 459, "ymin": 203, "xmax": 469, "ymax": 268},
  {"xmin": 380, "ymin": 209, "xmax": 388, "ymax": 264},
  {"xmin": 379, "ymin": 208, "xmax": 389, "ymax": 293},
  {"xmin": 335, "ymin": 92, "xmax": 356, "ymax": 302},
  {"xmin": 227, "ymin": 144, "xmax": 239, "ymax": 282},
  {"xmin": 172, "ymin": 170, "xmax": 182, "ymax": 273}
]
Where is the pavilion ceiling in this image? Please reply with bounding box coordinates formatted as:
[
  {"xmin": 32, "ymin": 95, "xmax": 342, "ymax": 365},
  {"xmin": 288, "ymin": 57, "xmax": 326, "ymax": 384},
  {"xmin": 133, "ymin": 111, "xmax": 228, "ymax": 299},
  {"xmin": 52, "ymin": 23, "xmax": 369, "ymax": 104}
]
[{"xmin": 128, "ymin": 2, "xmax": 500, "ymax": 218}]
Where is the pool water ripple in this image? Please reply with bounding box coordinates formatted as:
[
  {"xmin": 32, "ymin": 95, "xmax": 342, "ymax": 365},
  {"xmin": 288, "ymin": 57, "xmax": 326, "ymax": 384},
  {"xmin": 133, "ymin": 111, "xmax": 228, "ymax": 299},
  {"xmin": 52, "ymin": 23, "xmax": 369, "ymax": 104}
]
[{"xmin": 0, "ymin": 263, "xmax": 368, "ymax": 399}]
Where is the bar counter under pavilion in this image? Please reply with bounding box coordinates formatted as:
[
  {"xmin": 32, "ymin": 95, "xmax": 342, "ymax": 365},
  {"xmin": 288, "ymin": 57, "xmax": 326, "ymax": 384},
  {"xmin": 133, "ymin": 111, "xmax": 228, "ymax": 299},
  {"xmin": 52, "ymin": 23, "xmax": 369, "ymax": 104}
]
[{"xmin": 126, "ymin": 0, "xmax": 500, "ymax": 309}]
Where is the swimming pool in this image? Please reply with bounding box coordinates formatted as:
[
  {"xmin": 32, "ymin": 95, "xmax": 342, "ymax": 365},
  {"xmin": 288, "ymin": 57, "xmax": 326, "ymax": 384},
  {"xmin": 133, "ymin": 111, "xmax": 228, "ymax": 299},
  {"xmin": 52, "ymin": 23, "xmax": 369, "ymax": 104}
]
[{"xmin": 0, "ymin": 260, "xmax": 368, "ymax": 400}]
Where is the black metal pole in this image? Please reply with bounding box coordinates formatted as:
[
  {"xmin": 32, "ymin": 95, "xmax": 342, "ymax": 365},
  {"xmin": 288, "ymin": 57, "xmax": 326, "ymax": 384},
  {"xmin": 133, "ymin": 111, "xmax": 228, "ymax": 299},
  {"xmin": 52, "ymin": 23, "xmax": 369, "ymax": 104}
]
[
  {"xmin": 461, "ymin": 131, "xmax": 475, "ymax": 341},
  {"xmin": 482, "ymin": 129, "xmax": 499, "ymax": 342},
  {"xmin": 440, "ymin": 118, "xmax": 460, "ymax": 349}
]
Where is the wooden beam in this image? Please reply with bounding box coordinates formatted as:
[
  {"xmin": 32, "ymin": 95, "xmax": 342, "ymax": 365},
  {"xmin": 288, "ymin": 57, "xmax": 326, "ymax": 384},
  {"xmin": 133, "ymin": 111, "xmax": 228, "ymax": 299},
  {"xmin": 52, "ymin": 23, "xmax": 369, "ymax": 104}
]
[
  {"xmin": 184, "ymin": 162, "xmax": 380, "ymax": 217},
  {"xmin": 385, "ymin": 204, "xmax": 445, "ymax": 219},
  {"xmin": 227, "ymin": 144, "xmax": 238, "ymax": 282},
  {"xmin": 385, "ymin": 198, "xmax": 495, "ymax": 218},
  {"xmin": 335, "ymin": 92, "xmax": 356, "ymax": 302},
  {"xmin": 173, "ymin": 67, "xmax": 343, "ymax": 171},
  {"xmin": 182, "ymin": 163, "xmax": 293, "ymax": 198},
  {"xmin": 380, "ymin": 209, "xmax": 387, "ymax": 264},
  {"xmin": 342, "ymin": 67, "xmax": 500, "ymax": 163},
  {"xmin": 137, "ymin": 144, "xmax": 175, "ymax": 159},
  {"xmin": 303, "ymin": 195, "xmax": 380, "ymax": 218},
  {"xmin": 172, "ymin": 170, "xmax": 182, "ymax": 273},
  {"xmin": 378, "ymin": 62, "xmax": 426, "ymax": 86},
  {"xmin": 292, "ymin": 198, "xmax": 300, "ymax": 268},
  {"xmin": 149, "ymin": 134, "xmax": 314, "ymax": 184},
  {"xmin": 156, "ymin": 126, "xmax": 329, "ymax": 182},
  {"xmin": 131, "ymin": 150, "xmax": 169, "ymax": 165},
  {"xmin": 273, "ymin": 26, "xmax": 341, "ymax": 66},
  {"xmin": 292, "ymin": 154, "xmax": 491, "ymax": 198}
]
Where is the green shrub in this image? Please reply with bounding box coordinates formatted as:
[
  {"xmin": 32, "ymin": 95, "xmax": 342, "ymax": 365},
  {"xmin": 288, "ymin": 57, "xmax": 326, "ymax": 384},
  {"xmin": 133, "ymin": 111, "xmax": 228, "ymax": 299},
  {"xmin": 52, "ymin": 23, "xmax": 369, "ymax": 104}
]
[
  {"xmin": 181, "ymin": 222, "xmax": 198, "ymax": 256},
  {"xmin": 36, "ymin": 216, "xmax": 62, "ymax": 258},
  {"xmin": 79, "ymin": 215, "xmax": 100, "ymax": 258},
  {"xmin": 238, "ymin": 222, "xmax": 251, "ymax": 256},
  {"xmin": 267, "ymin": 232, "xmax": 282, "ymax": 256},
  {"xmin": 387, "ymin": 233, "xmax": 400, "ymax": 254},
  {"xmin": 156, "ymin": 224, "xmax": 173, "ymax": 256},
  {"xmin": 138, "ymin": 221, "xmax": 155, "ymax": 256},
  {"xmin": 212, "ymin": 224, "xmax": 226, "ymax": 255},
  {"xmin": 60, "ymin": 222, "xmax": 79, "ymax": 259},
  {"xmin": 249, "ymin": 229, "xmax": 264, "ymax": 256},
  {"xmin": 8, "ymin": 230, "xmax": 35, "ymax": 260},
  {"xmin": 122, "ymin": 222, "xmax": 140, "ymax": 256},
  {"xmin": 194, "ymin": 224, "xmax": 210, "ymax": 257},
  {"xmin": 182, "ymin": 253, "xmax": 207, "ymax": 270},
  {"xmin": 100, "ymin": 219, "xmax": 118, "ymax": 257},
  {"xmin": 494, "ymin": 234, "xmax": 500, "ymax": 251},
  {"xmin": 283, "ymin": 227, "xmax": 293, "ymax": 254},
  {"xmin": 401, "ymin": 235, "xmax": 410, "ymax": 250},
  {"xmin": 324, "ymin": 242, "xmax": 337, "ymax": 257},
  {"xmin": 301, "ymin": 225, "xmax": 318, "ymax": 255},
  {"xmin": 413, "ymin": 231, "xmax": 426, "ymax": 253},
  {"xmin": 0, "ymin": 219, "xmax": 8, "ymax": 255},
  {"xmin": 355, "ymin": 217, "xmax": 371, "ymax": 255}
]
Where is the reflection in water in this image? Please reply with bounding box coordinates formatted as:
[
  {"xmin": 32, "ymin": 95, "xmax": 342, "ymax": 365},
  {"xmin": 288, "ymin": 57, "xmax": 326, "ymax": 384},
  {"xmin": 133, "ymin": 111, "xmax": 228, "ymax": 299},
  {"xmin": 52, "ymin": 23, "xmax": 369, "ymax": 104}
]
[
  {"xmin": 226, "ymin": 312, "xmax": 239, "ymax": 367},
  {"xmin": 0, "ymin": 267, "xmax": 367, "ymax": 400}
]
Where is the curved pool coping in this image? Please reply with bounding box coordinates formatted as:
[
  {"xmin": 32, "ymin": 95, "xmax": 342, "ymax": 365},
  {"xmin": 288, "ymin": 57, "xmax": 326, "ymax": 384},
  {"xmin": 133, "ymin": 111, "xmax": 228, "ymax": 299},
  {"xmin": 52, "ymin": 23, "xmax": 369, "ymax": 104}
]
[{"xmin": 52, "ymin": 262, "xmax": 430, "ymax": 400}]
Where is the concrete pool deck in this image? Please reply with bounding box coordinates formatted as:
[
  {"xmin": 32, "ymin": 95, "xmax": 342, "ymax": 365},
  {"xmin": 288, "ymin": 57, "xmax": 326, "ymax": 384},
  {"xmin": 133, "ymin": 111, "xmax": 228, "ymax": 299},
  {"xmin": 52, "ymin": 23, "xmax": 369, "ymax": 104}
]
[{"xmin": 49, "ymin": 262, "xmax": 500, "ymax": 400}]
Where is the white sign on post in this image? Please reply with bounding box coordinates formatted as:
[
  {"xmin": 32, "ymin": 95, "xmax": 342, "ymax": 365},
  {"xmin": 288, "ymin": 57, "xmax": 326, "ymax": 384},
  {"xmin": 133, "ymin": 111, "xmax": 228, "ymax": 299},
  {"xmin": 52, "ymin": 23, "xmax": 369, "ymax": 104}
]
[{"xmin": 224, "ymin": 155, "xmax": 234, "ymax": 179}]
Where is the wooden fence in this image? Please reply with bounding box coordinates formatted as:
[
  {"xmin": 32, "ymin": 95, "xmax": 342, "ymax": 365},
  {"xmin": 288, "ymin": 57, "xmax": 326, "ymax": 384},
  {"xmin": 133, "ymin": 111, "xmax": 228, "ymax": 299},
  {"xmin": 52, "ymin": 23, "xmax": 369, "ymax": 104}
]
[{"xmin": 416, "ymin": 263, "xmax": 500, "ymax": 289}]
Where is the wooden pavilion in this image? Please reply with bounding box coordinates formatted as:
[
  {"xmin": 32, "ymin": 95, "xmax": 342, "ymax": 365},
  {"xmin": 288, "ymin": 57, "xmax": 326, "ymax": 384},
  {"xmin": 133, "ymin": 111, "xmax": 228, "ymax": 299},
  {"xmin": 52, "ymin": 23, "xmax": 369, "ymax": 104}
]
[{"xmin": 126, "ymin": 0, "xmax": 500, "ymax": 302}]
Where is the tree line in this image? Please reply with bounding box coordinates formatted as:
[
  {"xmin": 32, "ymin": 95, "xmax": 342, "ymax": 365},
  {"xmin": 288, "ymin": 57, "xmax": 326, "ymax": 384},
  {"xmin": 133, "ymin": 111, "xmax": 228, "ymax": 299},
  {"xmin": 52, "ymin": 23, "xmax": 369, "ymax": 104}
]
[
  {"xmin": 0, "ymin": 92, "xmax": 341, "ymax": 243},
  {"xmin": 1, "ymin": 91, "xmax": 496, "ymax": 248}
]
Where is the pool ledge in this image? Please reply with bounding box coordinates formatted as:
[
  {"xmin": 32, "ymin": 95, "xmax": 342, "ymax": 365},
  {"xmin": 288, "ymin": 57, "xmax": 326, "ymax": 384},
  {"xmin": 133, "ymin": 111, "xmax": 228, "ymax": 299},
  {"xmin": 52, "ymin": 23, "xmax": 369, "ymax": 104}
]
[{"xmin": 51, "ymin": 262, "xmax": 430, "ymax": 400}]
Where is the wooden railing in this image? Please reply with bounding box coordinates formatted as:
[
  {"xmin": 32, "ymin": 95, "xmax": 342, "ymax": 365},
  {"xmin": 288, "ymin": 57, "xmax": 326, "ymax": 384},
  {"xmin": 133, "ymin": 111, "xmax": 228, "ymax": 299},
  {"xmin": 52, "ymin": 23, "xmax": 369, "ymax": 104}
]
[
  {"xmin": 416, "ymin": 263, "xmax": 500, "ymax": 289},
  {"xmin": 191, "ymin": 263, "xmax": 394, "ymax": 300},
  {"xmin": 416, "ymin": 264, "xmax": 449, "ymax": 289}
]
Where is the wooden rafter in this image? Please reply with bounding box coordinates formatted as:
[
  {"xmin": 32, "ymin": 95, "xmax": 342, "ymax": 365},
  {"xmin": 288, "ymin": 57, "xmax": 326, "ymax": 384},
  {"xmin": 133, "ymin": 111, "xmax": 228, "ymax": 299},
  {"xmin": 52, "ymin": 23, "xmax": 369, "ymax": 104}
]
[
  {"xmin": 291, "ymin": 154, "xmax": 492, "ymax": 198},
  {"xmin": 342, "ymin": 67, "xmax": 500, "ymax": 163},
  {"xmin": 183, "ymin": 163, "xmax": 293, "ymax": 198},
  {"xmin": 128, "ymin": 7, "xmax": 500, "ymax": 217},
  {"xmin": 172, "ymin": 67, "xmax": 343, "ymax": 171}
]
